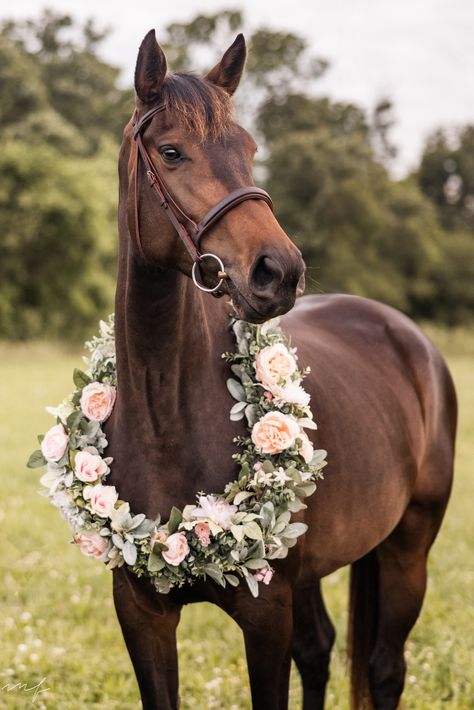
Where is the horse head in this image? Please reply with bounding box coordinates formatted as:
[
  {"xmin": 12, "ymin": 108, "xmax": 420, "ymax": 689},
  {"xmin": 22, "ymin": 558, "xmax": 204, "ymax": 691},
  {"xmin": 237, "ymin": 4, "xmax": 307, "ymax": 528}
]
[{"xmin": 120, "ymin": 29, "xmax": 305, "ymax": 323}]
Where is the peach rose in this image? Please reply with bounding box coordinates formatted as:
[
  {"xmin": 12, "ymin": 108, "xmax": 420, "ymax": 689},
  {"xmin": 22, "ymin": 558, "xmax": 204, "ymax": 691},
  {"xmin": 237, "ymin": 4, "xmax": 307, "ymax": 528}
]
[
  {"xmin": 41, "ymin": 424, "xmax": 69, "ymax": 462},
  {"xmin": 255, "ymin": 344, "xmax": 297, "ymax": 387},
  {"xmin": 74, "ymin": 451, "xmax": 107, "ymax": 483},
  {"xmin": 251, "ymin": 411, "xmax": 300, "ymax": 455},
  {"xmin": 84, "ymin": 484, "xmax": 118, "ymax": 518},
  {"xmin": 162, "ymin": 532, "xmax": 189, "ymax": 566},
  {"xmin": 80, "ymin": 382, "xmax": 116, "ymax": 422},
  {"xmin": 194, "ymin": 522, "xmax": 211, "ymax": 547},
  {"xmin": 74, "ymin": 531, "xmax": 109, "ymax": 560}
]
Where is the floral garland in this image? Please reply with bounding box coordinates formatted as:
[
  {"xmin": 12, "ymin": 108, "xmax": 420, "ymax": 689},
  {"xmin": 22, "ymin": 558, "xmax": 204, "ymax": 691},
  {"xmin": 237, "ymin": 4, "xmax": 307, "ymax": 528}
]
[{"xmin": 28, "ymin": 315, "xmax": 326, "ymax": 597}]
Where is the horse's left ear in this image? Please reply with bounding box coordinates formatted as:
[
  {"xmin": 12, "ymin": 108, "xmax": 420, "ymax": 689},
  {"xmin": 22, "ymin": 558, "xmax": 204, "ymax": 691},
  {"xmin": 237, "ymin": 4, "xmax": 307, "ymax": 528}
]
[
  {"xmin": 134, "ymin": 29, "xmax": 167, "ymax": 104},
  {"xmin": 205, "ymin": 34, "xmax": 247, "ymax": 96}
]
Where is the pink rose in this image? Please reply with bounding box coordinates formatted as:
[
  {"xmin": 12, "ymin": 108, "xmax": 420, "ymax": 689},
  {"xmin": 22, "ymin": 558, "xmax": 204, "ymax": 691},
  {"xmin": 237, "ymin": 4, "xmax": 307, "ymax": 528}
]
[
  {"xmin": 255, "ymin": 344, "xmax": 297, "ymax": 387},
  {"xmin": 74, "ymin": 451, "xmax": 107, "ymax": 483},
  {"xmin": 251, "ymin": 411, "xmax": 300, "ymax": 455},
  {"xmin": 41, "ymin": 424, "xmax": 69, "ymax": 462},
  {"xmin": 84, "ymin": 484, "xmax": 118, "ymax": 518},
  {"xmin": 162, "ymin": 532, "xmax": 189, "ymax": 566},
  {"xmin": 80, "ymin": 382, "xmax": 116, "ymax": 422},
  {"xmin": 254, "ymin": 565, "xmax": 274, "ymax": 585},
  {"xmin": 74, "ymin": 531, "xmax": 109, "ymax": 560},
  {"xmin": 194, "ymin": 522, "xmax": 211, "ymax": 547}
]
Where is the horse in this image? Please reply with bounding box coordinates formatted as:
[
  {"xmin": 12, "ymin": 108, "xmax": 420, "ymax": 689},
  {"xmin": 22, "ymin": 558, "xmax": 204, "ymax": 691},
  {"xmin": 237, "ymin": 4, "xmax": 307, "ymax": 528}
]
[{"xmin": 106, "ymin": 29, "xmax": 457, "ymax": 710}]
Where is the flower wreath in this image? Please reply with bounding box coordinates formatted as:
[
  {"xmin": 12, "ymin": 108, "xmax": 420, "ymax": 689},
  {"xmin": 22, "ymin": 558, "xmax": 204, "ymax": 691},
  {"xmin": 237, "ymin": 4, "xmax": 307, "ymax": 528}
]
[{"xmin": 28, "ymin": 315, "xmax": 326, "ymax": 597}]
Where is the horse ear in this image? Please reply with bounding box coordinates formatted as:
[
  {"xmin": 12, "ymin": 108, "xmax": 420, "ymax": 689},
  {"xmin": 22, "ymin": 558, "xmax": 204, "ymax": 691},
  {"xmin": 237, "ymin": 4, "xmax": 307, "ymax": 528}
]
[
  {"xmin": 205, "ymin": 34, "xmax": 247, "ymax": 96},
  {"xmin": 134, "ymin": 29, "xmax": 167, "ymax": 104}
]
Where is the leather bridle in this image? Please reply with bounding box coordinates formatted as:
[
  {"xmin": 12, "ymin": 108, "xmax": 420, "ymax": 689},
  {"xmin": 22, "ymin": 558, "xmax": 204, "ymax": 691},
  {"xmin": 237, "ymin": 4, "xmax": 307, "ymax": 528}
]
[{"xmin": 131, "ymin": 104, "xmax": 274, "ymax": 293}]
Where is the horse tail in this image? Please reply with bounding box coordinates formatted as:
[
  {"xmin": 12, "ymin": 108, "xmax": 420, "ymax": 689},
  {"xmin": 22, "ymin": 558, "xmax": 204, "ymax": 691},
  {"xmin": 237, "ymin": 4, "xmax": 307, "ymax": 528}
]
[{"xmin": 348, "ymin": 549, "xmax": 379, "ymax": 710}]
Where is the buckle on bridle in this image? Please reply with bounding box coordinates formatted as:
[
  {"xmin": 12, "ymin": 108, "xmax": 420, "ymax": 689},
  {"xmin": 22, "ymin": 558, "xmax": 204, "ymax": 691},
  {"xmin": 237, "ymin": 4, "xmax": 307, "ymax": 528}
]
[{"xmin": 191, "ymin": 253, "xmax": 228, "ymax": 293}]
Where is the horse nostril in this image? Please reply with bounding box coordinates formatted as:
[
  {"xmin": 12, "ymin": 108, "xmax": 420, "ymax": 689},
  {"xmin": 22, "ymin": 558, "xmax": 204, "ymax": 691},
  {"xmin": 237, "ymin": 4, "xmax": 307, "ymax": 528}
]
[{"xmin": 250, "ymin": 254, "xmax": 284, "ymax": 293}]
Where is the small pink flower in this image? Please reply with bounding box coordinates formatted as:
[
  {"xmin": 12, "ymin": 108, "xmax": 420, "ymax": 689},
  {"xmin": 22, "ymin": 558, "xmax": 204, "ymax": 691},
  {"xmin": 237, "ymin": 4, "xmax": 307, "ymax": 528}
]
[
  {"xmin": 254, "ymin": 565, "xmax": 274, "ymax": 585},
  {"xmin": 80, "ymin": 382, "xmax": 116, "ymax": 422},
  {"xmin": 194, "ymin": 522, "xmax": 211, "ymax": 547},
  {"xmin": 74, "ymin": 531, "xmax": 109, "ymax": 560},
  {"xmin": 74, "ymin": 451, "xmax": 107, "ymax": 483},
  {"xmin": 84, "ymin": 484, "xmax": 118, "ymax": 518},
  {"xmin": 151, "ymin": 530, "xmax": 168, "ymax": 547},
  {"xmin": 253, "ymin": 462, "xmax": 263, "ymax": 471},
  {"xmin": 41, "ymin": 424, "xmax": 69, "ymax": 462},
  {"xmin": 162, "ymin": 532, "xmax": 189, "ymax": 566},
  {"xmin": 264, "ymin": 391, "xmax": 273, "ymax": 400}
]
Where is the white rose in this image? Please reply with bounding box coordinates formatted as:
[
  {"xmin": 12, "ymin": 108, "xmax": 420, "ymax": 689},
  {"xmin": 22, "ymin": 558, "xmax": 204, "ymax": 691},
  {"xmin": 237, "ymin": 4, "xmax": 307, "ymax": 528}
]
[{"xmin": 269, "ymin": 380, "xmax": 310, "ymax": 407}]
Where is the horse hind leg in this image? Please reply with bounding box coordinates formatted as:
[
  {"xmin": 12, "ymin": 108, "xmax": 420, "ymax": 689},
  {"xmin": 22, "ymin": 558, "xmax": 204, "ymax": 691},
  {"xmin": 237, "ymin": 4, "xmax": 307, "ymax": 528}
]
[
  {"xmin": 349, "ymin": 474, "xmax": 453, "ymax": 710},
  {"xmin": 292, "ymin": 582, "xmax": 336, "ymax": 710}
]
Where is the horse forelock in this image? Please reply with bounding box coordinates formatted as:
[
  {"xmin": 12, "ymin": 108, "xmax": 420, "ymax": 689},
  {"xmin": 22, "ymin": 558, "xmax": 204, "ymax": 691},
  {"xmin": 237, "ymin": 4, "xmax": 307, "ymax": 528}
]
[{"xmin": 161, "ymin": 73, "xmax": 234, "ymax": 141}]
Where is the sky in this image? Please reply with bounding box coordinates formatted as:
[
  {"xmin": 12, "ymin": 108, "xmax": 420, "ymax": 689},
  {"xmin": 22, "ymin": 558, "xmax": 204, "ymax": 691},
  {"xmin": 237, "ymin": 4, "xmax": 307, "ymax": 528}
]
[{"xmin": 4, "ymin": 0, "xmax": 474, "ymax": 176}]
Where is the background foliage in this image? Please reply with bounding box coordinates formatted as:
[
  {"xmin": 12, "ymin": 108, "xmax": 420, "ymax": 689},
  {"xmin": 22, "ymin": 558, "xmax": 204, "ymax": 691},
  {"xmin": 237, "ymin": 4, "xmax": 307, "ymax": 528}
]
[{"xmin": 0, "ymin": 7, "xmax": 473, "ymax": 338}]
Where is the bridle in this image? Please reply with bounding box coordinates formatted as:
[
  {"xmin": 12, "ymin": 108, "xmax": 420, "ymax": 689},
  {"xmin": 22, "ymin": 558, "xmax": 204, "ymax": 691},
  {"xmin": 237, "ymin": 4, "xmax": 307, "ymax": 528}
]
[{"xmin": 131, "ymin": 104, "xmax": 274, "ymax": 293}]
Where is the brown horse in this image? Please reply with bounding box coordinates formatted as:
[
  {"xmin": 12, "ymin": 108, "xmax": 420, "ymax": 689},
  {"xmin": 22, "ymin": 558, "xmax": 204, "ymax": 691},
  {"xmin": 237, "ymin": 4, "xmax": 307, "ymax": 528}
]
[{"xmin": 107, "ymin": 29, "xmax": 456, "ymax": 710}]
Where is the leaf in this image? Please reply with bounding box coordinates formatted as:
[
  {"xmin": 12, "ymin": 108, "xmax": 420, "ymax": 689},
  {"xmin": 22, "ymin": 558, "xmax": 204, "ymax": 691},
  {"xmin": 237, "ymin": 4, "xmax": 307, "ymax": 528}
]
[
  {"xmin": 230, "ymin": 410, "xmax": 245, "ymax": 422},
  {"xmin": 299, "ymin": 417, "xmax": 317, "ymax": 430},
  {"xmin": 233, "ymin": 491, "xmax": 253, "ymax": 506},
  {"xmin": 203, "ymin": 564, "xmax": 225, "ymax": 587},
  {"xmin": 66, "ymin": 410, "xmax": 83, "ymax": 432},
  {"xmin": 112, "ymin": 533, "xmax": 124, "ymax": 549},
  {"xmin": 122, "ymin": 541, "xmax": 137, "ymax": 566},
  {"xmin": 244, "ymin": 404, "xmax": 258, "ymax": 427},
  {"xmin": 230, "ymin": 525, "xmax": 245, "ymax": 543},
  {"xmin": 245, "ymin": 573, "xmax": 259, "ymax": 598},
  {"xmin": 243, "ymin": 521, "xmax": 263, "ymax": 540},
  {"xmin": 282, "ymin": 522, "xmax": 308, "ymax": 539},
  {"xmin": 287, "ymin": 498, "xmax": 307, "ymax": 513},
  {"xmin": 73, "ymin": 368, "xmax": 92, "ymax": 389},
  {"xmin": 230, "ymin": 401, "xmax": 247, "ymax": 415},
  {"xmin": 167, "ymin": 506, "xmax": 183, "ymax": 534},
  {"xmin": 224, "ymin": 574, "xmax": 240, "ymax": 587},
  {"xmin": 27, "ymin": 449, "xmax": 47, "ymax": 469},
  {"xmin": 226, "ymin": 378, "xmax": 246, "ymax": 402},
  {"xmin": 129, "ymin": 513, "xmax": 146, "ymax": 530},
  {"xmin": 245, "ymin": 558, "xmax": 267, "ymax": 570},
  {"xmin": 148, "ymin": 550, "xmax": 166, "ymax": 572}
]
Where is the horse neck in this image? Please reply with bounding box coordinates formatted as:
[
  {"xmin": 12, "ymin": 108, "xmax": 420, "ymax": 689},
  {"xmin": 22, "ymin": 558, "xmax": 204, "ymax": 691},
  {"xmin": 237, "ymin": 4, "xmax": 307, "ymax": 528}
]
[{"xmin": 114, "ymin": 237, "xmax": 231, "ymax": 421}]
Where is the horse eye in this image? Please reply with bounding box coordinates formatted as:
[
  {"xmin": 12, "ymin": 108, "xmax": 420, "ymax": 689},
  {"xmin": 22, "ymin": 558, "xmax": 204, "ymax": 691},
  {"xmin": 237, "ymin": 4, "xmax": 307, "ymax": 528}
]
[{"xmin": 159, "ymin": 146, "xmax": 181, "ymax": 162}]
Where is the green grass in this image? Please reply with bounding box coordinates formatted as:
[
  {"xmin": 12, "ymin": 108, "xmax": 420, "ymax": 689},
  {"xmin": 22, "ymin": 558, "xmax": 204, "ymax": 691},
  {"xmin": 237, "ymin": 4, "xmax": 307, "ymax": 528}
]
[{"xmin": 0, "ymin": 329, "xmax": 473, "ymax": 709}]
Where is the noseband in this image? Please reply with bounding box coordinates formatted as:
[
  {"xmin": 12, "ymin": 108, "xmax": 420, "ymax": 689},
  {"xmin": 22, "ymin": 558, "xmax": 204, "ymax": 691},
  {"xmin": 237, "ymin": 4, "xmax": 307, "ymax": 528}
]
[{"xmin": 132, "ymin": 104, "xmax": 274, "ymax": 293}]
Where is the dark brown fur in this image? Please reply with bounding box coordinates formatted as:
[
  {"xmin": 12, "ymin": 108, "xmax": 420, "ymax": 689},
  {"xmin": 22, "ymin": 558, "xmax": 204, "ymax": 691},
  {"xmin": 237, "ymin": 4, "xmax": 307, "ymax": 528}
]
[{"xmin": 106, "ymin": 30, "xmax": 456, "ymax": 710}]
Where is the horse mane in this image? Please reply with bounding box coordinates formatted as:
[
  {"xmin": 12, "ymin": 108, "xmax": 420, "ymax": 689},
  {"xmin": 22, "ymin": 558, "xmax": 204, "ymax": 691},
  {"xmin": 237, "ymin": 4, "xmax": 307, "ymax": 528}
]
[{"xmin": 161, "ymin": 73, "xmax": 234, "ymax": 141}]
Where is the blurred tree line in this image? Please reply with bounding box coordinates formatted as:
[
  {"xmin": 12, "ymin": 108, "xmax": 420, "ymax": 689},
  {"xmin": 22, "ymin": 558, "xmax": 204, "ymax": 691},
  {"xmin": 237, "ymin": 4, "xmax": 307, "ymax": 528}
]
[{"xmin": 0, "ymin": 9, "xmax": 473, "ymax": 339}]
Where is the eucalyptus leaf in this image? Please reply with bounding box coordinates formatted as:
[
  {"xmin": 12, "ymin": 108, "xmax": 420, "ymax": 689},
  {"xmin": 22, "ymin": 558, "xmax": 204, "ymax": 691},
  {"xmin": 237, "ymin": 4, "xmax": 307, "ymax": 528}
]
[
  {"xmin": 245, "ymin": 558, "xmax": 267, "ymax": 570},
  {"xmin": 148, "ymin": 550, "xmax": 166, "ymax": 572},
  {"xmin": 73, "ymin": 368, "xmax": 92, "ymax": 389},
  {"xmin": 245, "ymin": 573, "xmax": 259, "ymax": 598},
  {"xmin": 27, "ymin": 449, "xmax": 47, "ymax": 469},
  {"xmin": 167, "ymin": 506, "xmax": 183, "ymax": 534},
  {"xmin": 230, "ymin": 401, "xmax": 247, "ymax": 415},
  {"xmin": 233, "ymin": 491, "xmax": 253, "ymax": 506},
  {"xmin": 282, "ymin": 522, "xmax": 308, "ymax": 539},
  {"xmin": 112, "ymin": 533, "xmax": 124, "ymax": 549},
  {"xmin": 203, "ymin": 564, "xmax": 225, "ymax": 586},
  {"xmin": 123, "ymin": 540, "xmax": 137, "ymax": 566},
  {"xmin": 243, "ymin": 521, "xmax": 263, "ymax": 540},
  {"xmin": 224, "ymin": 574, "xmax": 240, "ymax": 587},
  {"xmin": 226, "ymin": 378, "xmax": 246, "ymax": 402}
]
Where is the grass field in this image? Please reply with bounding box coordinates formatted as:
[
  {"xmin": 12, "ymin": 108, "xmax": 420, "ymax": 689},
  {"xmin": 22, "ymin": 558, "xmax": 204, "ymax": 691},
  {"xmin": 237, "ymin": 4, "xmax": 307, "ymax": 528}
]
[{"xmin": 0, "ymin": 328, "xmax": 473, "ymax": 709}]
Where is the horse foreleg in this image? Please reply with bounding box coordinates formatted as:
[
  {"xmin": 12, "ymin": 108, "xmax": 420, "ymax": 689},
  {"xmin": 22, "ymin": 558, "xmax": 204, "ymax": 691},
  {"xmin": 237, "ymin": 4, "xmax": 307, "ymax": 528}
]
[
  {"xmin": 233, "ymin": 582, "xmax": 294, "ymax": 710},
  {"xmin": 292, "ymin": 582, "xmax": 335, "ymax": 710},
  {"xmin": 113, "ymin": 569, "xmax": 182, "ymax": 710}
]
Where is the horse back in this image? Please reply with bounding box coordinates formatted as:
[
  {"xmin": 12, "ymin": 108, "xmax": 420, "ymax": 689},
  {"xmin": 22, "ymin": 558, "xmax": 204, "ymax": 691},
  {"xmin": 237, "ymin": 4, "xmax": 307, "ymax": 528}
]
[{"xmin": 282, "ymin": 294, "xmax": 456, "ymax": 579}]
